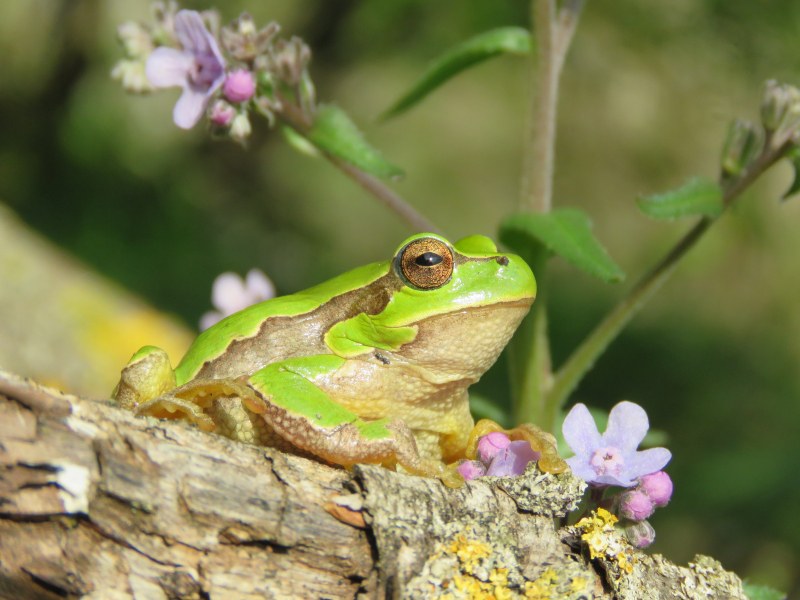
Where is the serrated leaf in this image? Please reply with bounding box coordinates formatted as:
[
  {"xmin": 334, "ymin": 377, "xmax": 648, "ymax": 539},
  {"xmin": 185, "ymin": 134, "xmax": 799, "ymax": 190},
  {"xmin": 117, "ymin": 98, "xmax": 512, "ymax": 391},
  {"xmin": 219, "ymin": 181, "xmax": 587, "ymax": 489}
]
[
  {"xmin": 500, "ymin": 209, "xmax": 625, "ymax": 283},
  {"xmin": 382, "ymin": 27, "xmax": 532, "ymax": 119},
  {"xmin": 781, "ymin": 146, "xmax": 800, "ymax": 200},
  {"xmin": 306, "ymin": 104, "xmax": 404, "ymax": 180},
  {"xmin": 637, "ymin": 177, "xmax": 723, "ymax": 220}
]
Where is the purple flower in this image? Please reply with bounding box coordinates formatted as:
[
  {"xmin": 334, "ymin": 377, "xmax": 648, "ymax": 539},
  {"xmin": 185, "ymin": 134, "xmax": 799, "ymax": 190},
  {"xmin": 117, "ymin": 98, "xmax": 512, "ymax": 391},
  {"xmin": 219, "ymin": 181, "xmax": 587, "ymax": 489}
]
[
  {"xmin": 145, "ymin": 10, "xmax": 226, "ymax": 129},
  {"xmin": 459, "ymin": 432, "xmax": 541, "ymax": 481},
  {"xmin": 485, "ymin": 440, "xmax": 540, "ymax": 477},
  {"xmin": 562, "ymin": 401, "xmax": 671, "ymax": 487},
  {"xmin": 200, "ymin": 269, "xmax": 275, "ymax": 330}
]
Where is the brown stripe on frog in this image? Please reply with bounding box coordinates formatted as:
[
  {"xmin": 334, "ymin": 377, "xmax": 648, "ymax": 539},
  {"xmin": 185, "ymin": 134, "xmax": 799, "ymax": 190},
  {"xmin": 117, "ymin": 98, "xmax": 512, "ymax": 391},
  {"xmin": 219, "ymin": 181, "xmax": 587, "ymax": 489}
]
[{"xmin": 194, "ymin": 271, "xmax": 405, "ymax": 381}]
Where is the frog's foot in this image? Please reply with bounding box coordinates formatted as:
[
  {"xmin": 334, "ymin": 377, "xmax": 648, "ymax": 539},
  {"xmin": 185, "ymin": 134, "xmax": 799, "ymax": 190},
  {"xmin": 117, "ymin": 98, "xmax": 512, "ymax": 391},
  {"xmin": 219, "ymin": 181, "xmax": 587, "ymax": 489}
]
[
  {"xmin": 135, "ymin": 393, "xmax": 216, "ymax": 432},
  {"xmin": 112, "ymin": 346, "xmax": 177, "ymax": 410},
  {"xmin": 134, "ymin": 379, "xmax": 264, "ymax": 436},
  {"xmin": 465, "ymin": 418, "xmax": 568, "ymax": 474}
]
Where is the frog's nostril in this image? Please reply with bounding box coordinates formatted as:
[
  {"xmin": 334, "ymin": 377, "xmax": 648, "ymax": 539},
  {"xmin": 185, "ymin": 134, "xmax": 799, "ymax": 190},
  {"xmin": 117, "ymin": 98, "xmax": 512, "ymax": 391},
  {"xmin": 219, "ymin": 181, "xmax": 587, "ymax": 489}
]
[{"xmin": 496, "ymin": 256, "xmax": 509, "ymax": 266}]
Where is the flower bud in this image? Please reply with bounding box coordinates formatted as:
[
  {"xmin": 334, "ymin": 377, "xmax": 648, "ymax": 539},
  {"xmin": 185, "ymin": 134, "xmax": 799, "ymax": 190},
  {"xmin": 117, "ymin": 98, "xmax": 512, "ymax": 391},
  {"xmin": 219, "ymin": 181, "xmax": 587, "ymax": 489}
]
[
  {"xmin": 457, "ymin": 460, "xmax": 486, "ymax": 481},
  {"xmin": 618, "ymin": 490, "xmax": 655, "ymax": 522},
  {"xmin": 230, "ymin": 112, "xmax": 252, "ymax": 143},
  {"xmin": 721, "ymin": 119, "xmax": 763, "ymax": 179},
  {"xmin": 111, "ymin": 60, "xmax": 154, "ymax": 94},
  {"xmin": 223, "ymin": 70, "xmax": 256, "ymax": 103},
  {"xmin": 638, "ymin": 471, "xmax": 673, "ymax": 507},
  {"xmin": 209, "ymin": 100, "xmax": 236, "ymax": 127},
  {"xmin": 117, "ymin": 21, "xmax": 154, "ymax": 58},
  {"xmin": 476, "ymin": 432, "xmax": 510, "ymax": 464},
  {"xmin": 624, "ymin": 520, "xmax": 656, "ymax": 549},
  {"xmin": 761, "ymin": 80, "xmax": 800, "ymax": 131}
]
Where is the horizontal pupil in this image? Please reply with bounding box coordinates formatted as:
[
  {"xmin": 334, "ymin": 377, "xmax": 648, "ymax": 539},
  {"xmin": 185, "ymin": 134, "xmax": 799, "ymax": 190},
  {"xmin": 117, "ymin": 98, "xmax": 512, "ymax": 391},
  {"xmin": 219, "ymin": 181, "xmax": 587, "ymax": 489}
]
[{"xmin": 415, "ymin": 251, "xmax": 443, "ymax": 266}]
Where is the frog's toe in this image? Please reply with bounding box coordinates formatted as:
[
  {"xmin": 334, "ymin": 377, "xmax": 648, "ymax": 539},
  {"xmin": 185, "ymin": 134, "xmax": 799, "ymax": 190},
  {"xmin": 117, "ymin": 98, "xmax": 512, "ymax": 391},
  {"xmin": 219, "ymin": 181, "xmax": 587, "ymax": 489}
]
[{"xmin": 135, "ymin": 396, "xmax": 216, "ymax": 432}]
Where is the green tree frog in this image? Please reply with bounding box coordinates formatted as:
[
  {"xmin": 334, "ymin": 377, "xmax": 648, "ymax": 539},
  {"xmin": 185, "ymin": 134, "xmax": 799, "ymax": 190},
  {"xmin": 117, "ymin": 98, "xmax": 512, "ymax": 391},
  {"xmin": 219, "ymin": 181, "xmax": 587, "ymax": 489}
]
[{"xmin": 113, "ymin": 233, "xmax": 539, "ymax": 485}]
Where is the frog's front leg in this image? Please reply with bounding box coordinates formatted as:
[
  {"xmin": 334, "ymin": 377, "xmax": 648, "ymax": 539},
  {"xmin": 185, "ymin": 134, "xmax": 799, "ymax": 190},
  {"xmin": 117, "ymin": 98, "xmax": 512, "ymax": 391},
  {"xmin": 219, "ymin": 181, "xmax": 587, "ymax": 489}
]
[
  {"xmin": 113, "ymin": 346, "xmax": 255, "ymax": 436},
  {"xmin": 246, "ymin": 355, "xmax": 443, "ymax": 479}
]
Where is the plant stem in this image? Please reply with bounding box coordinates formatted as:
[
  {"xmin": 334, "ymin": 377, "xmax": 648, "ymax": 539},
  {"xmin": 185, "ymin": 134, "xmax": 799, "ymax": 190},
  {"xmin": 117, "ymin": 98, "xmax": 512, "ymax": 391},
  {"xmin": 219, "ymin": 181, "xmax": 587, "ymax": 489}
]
[
  {"xmin": 278, "ymin": 100, "xmax": 440, "ymax": 234},
  {"xmin": 520, "ymin": 0, "xmax": 586, "ymax": 214},
  {"xmin": 510, "ymin": 249, "xmax": 553, "ymax": 426},
  {"xmin": 330, "ymin": 156, "xmax": 442, "ymax": 234},
  {"xmin": 545, "ymin": 143, "xmax": 788, "ymax": 412},
  {"xmin": 512, "ymin": 0, "xmax": 586, "ymax": 427}
]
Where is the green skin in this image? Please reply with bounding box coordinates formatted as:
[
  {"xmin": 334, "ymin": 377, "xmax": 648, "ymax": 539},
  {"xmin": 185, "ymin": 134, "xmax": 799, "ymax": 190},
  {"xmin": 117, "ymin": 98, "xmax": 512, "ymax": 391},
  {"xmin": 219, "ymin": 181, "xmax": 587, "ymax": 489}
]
[{"xmin": 113, "ymin": 233, "xmax": 536, "ymax": 480}]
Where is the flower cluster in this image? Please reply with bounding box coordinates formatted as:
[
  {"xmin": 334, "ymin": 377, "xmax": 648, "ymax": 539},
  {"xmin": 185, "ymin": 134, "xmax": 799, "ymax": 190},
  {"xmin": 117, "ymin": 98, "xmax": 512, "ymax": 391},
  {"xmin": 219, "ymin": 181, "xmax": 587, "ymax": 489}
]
[
  {"xmin": 199, "ymin": 268, "xmax": 275, "ymax": 330},
  {"xmin": 112, "ymin": 3, "xmax": 314, "ymax": 143},
  {"xmin": 457, "ymin": 431, "xmax": 541, "ymax": 480},
  {"xmin": 562, "ymin": 400, "xmax": 673, "ymax": 548}
]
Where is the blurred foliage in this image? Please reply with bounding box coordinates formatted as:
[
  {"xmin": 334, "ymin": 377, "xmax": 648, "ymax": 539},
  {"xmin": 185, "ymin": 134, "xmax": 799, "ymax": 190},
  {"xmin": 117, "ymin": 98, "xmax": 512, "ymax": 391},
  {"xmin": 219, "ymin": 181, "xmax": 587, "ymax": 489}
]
[{"xmin": 1, "ymin": 0, "xmax": 799, "ymax": 594}]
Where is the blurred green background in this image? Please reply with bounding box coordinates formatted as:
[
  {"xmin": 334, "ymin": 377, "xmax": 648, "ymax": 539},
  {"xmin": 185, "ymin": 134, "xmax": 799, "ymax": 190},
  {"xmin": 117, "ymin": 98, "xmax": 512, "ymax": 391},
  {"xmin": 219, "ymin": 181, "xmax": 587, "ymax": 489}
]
[{"xmin": 1, "ymin": 0, "xmax": 799, "ymax": 594}]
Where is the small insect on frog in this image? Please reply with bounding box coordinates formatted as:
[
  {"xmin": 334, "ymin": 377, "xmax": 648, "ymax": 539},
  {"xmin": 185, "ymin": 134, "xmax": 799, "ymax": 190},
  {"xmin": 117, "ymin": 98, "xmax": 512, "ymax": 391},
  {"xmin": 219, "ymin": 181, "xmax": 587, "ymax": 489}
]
[{"xmin": 113, "ymin": 233, "xmax": 543, "ymax": 485}]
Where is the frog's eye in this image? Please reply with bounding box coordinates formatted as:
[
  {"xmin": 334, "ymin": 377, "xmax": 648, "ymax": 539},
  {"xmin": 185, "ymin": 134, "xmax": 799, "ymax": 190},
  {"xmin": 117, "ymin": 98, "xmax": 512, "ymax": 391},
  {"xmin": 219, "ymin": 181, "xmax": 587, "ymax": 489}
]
[{"xmin": 398, "ymin": 237, "xmax": 453, "ymax": 290}]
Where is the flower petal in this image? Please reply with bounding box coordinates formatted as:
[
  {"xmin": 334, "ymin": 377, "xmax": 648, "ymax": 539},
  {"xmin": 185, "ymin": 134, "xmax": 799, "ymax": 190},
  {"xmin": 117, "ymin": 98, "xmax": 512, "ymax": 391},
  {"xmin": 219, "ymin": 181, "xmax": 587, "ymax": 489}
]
[
  {"xmin": 603, "ymin": 401, "xmax": 649, "ymax": 452},
  {"xmin": 145, "ymin": 47, "xmax": 193, "ymax": 88},
  {"xmin": 174, "ymin": 10, "xmax": 226, "ymax": 70},
  {"xmin": 199, "ymin": 310, "xmax": 223, "ymax": 331},
  {"xmin": 245, "ymin": 269, "xmax": 276, "ymax": 303},
  {"xmin": 173, "ymin": 85, "xmax": 210, "ymax": 129},
  {"xmin": 593, "ymin": 473, "xmax": 636, "ymax": 487},
  {"xmin": 485, "ymin": 441, "xmax": 538, "ymax": 477},
  {"xmin": 211, "ymin": 272, "xmax": 248, "ymax": 314},
  {"xmin": 565, "ymin": 455, "xmax": 600, "ymax": 483},
  {"xmin": 562, "ymin": 403, "xmax": 601, "ymax": 459},
  {"xmin": 623, "ymin": 447, "xmax": 672, "ymax": 481}
]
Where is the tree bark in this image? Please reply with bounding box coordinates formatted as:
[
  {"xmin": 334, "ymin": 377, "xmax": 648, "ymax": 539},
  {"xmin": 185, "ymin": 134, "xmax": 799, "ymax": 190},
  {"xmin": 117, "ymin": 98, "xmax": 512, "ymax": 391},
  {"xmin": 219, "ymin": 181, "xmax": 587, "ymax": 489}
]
[{"xmin": 0, "ymin": 370, "xmax": 747, "ymax": 599}]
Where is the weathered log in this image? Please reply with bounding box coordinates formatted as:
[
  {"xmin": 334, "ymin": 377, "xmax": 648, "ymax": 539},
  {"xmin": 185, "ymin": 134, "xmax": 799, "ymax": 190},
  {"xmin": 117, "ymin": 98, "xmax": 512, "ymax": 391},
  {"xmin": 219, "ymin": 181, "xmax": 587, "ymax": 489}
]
[{"xmin": 0, "ymin": 371, "xmax": 746, "ymax": 599}]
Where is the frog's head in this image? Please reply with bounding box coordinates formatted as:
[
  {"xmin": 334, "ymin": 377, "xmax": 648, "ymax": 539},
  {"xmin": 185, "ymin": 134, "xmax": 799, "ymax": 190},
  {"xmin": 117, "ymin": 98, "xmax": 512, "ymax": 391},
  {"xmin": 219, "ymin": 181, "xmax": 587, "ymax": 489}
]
[{"xmin": 381, "ymin": 232, "xmax": 536, "ymax": 379}]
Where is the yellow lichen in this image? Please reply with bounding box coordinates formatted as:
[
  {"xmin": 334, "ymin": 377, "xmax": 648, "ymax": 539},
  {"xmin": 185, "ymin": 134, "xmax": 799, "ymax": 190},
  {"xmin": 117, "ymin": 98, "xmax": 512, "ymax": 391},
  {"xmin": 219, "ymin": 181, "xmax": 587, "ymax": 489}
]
[
  {"xmin": 489, "ymin": 567, "xmax": 509, "ymax": 587},
  {"xmin": 575, "ymin": 508, "xmax": 636, "ymax": 574},
  {"xmin": 449, "ymin": 534, "xmax": 492, "ymax": 573},
  {"xmin": 524, "ymin": 567, "xmax": 558, "ymax": 599},
  {"xmin": 569, "ymin": 575, "xmax": 589, "ymax": 593}
]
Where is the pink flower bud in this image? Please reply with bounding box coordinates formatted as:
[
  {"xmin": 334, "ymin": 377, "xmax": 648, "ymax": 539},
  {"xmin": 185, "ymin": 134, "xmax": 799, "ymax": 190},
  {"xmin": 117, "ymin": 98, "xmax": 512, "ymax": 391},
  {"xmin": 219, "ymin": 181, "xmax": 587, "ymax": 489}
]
[
  {"xmin": 476, "ymin": 431, "xmax": 511, "ymax": 464},
  {"xmin": 639, "ymin": 471, "xmax": 673, "ymax": 507},
  {"xmin": 457, "ymin": 460, "xmax": 486, "ymax": 481},
  {"xmin": 619, "ymin": 490, "xmax": 655, "ymax": 521},
  {"xmin": 209, "ymin": 100, "xmax": 236, "ymax": 127},
  {"xmin": 624, "ymin": 520, "xmax": 656, "ymax": 549},
  {"xmin": 223, "ymin": 69, "xmax": 256, "ymax": 103}
]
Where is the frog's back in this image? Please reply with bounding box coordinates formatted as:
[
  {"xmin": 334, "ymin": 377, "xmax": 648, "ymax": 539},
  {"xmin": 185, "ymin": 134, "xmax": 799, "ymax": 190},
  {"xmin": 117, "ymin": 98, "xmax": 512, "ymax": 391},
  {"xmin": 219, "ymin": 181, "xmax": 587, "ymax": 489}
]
[{"xmin": 174, "ymin": 261, "xmax": 400, "ymax": 384}]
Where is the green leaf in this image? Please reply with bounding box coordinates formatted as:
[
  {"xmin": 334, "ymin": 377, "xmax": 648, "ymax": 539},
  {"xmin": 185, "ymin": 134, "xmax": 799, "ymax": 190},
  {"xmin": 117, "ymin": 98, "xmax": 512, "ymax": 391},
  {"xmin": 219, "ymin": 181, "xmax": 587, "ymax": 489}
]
[
  {"xmin": 501, "ymin": 209, "xmax": 625, "ymax": 283},
  {"xmin": 382, "ymin": 27, "xmax": 532, "ymax": 119},
  {"xmin": 743, "ymin": 582, "xmax": 787, "ymax": 600},
  {"xmin": 281, "ymin": 125, "xmax": 321, "ymax": 157},
  {"xmin": 306, "ymin": 104, "xmax": 404, "ymax": 180},
  {"xmin": 637, "ymin": 177, "xmax": 723, "ymax": 220},
  {"xmin": 781, "ymin": 146, "xmax": 800, "ymax": 200}
]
